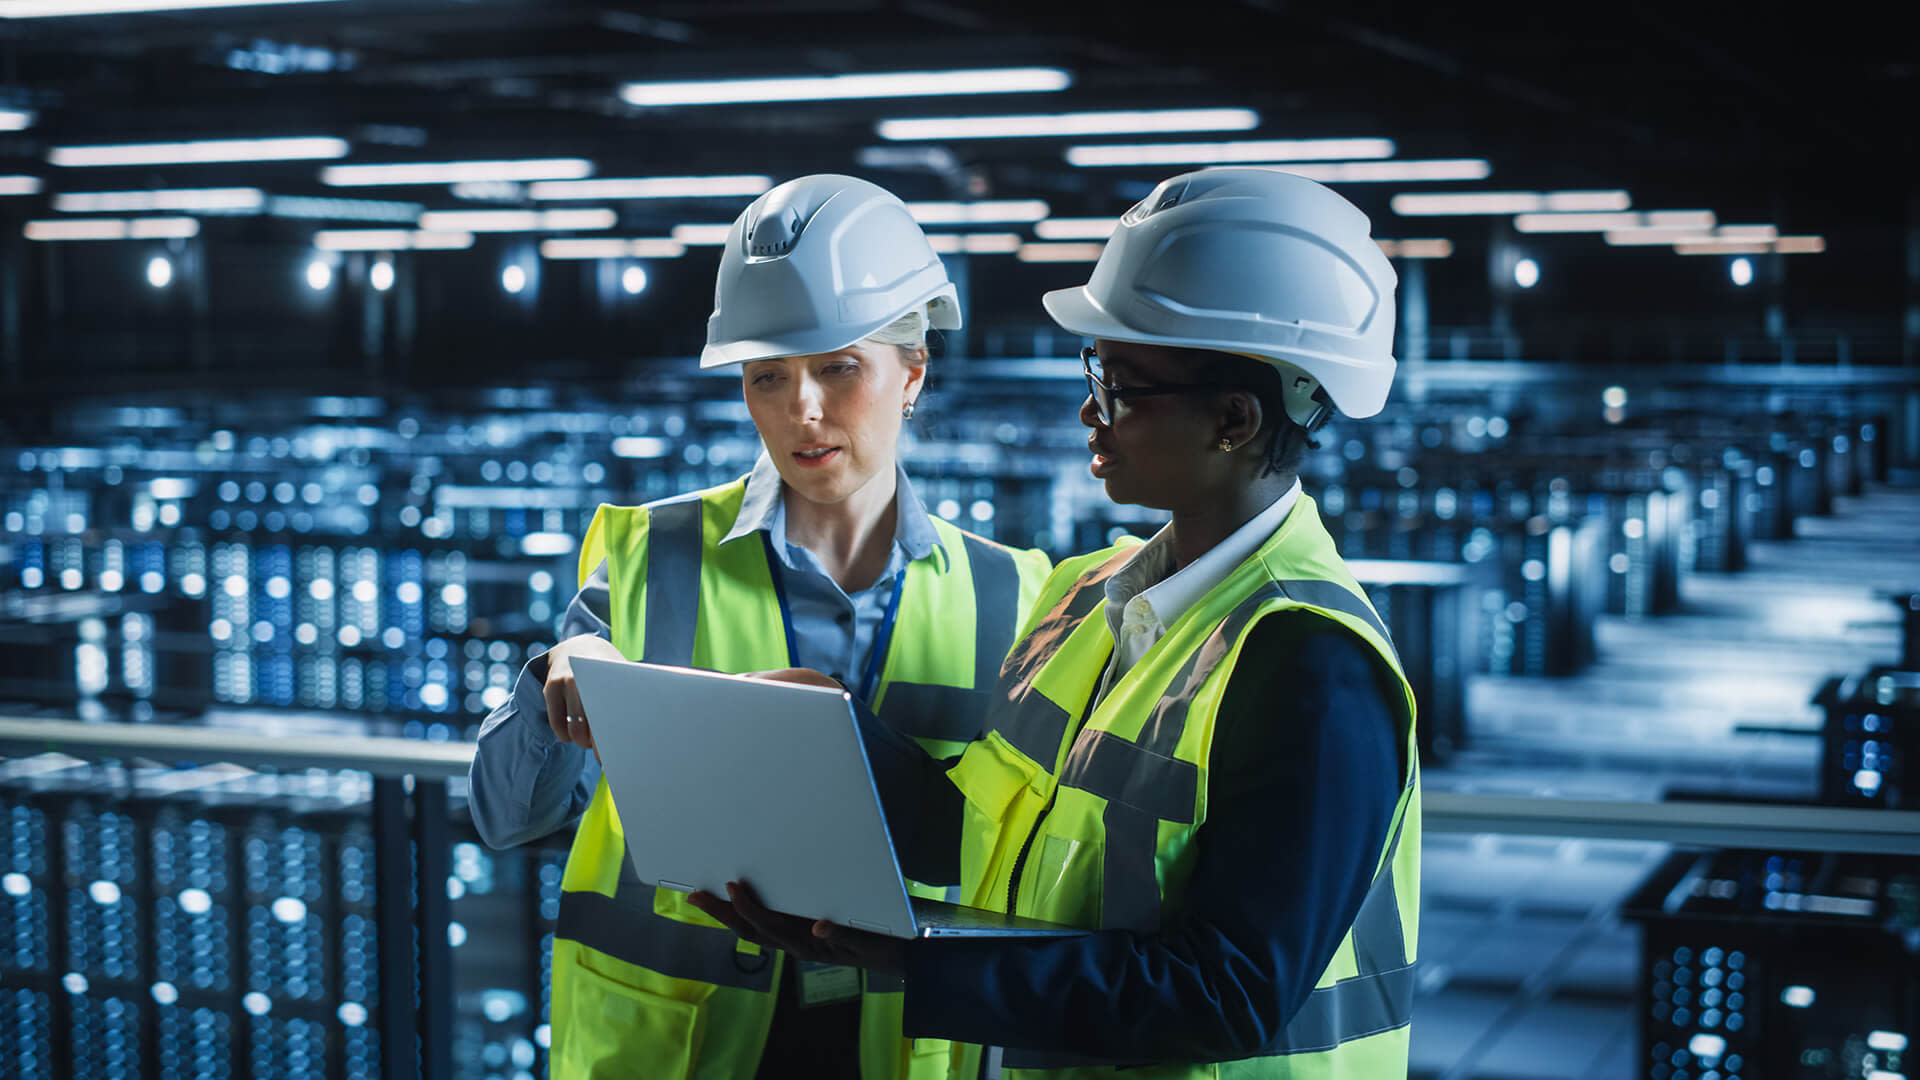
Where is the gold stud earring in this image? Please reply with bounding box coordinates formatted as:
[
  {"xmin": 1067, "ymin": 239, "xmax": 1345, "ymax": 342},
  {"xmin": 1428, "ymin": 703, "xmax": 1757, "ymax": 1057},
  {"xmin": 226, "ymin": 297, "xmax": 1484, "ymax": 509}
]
[{"xmin": 1217, "ymin": 438, "xmax": 1234, "ymax": 452}]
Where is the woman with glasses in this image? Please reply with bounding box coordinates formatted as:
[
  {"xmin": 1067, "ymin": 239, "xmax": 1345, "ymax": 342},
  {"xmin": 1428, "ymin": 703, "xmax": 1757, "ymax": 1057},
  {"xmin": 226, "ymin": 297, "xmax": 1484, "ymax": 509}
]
[
  {"xmin": 468, "ymin": 174, "xmax": 1052, "ymax": 1080},
  {"xmin": 695, "ymin": 168, "xmax": 1422, "ymax": 1078}
]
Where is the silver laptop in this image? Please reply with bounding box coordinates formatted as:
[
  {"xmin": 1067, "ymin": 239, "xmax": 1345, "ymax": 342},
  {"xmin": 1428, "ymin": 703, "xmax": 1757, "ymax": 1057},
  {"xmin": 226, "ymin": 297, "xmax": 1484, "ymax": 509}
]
[{"xmin": 570, "ymin": 656, "xmax": 1085, "ymax": 939}]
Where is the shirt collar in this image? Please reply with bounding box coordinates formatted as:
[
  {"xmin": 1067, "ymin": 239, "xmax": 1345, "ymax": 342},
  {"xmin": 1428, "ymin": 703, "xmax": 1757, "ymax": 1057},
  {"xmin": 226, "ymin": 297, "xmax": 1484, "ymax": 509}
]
[
  {"xmin": 719, "ymin": 452, "xmax": 946, "ymax": 567},
  {"xmin": 1106, "ymin": 477, "xmax": 1303, "ymax": 636}
]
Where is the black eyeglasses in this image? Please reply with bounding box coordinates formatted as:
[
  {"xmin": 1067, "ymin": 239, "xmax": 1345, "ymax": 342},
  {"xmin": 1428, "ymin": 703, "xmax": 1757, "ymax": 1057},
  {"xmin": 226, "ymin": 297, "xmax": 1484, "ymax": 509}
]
[{"xmin": 1081, "ymin": 346, "xmax": 1232, "ymax": 426}]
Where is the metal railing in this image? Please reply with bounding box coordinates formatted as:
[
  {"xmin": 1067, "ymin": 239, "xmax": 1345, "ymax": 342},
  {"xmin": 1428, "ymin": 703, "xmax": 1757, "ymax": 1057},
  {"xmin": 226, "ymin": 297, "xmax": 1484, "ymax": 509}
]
[{"xmin": 6, "ymin": 714, "xmax": 1918, "ymax": 856}]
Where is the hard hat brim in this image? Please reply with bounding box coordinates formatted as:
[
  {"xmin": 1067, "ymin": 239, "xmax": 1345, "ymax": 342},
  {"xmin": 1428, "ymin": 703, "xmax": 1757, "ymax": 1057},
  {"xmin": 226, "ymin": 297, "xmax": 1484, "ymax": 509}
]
[{"xmin": 1042, "ymin": 285, "xmax": 1395, "ymax": 418}]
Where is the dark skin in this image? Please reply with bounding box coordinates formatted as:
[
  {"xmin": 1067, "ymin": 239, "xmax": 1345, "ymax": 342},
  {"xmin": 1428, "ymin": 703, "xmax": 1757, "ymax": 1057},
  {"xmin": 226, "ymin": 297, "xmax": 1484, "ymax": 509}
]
[{"xmin": 686, "ymin": 338, "xmax": 1297, "ymax": 969}]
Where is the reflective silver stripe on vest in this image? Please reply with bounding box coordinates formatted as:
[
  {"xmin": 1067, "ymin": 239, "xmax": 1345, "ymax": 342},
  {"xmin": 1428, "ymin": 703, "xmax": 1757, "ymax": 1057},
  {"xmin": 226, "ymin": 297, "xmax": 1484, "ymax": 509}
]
[
  {"xmin": 557, "ymin": 863, "xmax": 777, "ymax": 992},
  {"xmin": 641, "ymin": 495, "xmax": 705, "ymax": 667},
  {"xmin": 1274, "ymin": 578, "xmax": 1402, "ymax": 671},
  {"xmin": 556, "ymin": 494, "xmax": 752, "ymax": 989},
  {"xmin": 959, "ymin": 533, "xmax": 1022, "ymax": 691},
  {"xmin": 556, "ymin": 890, "xmax": 778, "ymax": 992},
  {"xmin": 1059, "ymin": 730, "xmax": 1197, "ymax": 824},
  {"xmin": 878, "ymin": 683, "xmax": 986, "ymax": 742},
  {"xmin": 992, "ymin": 552, "xmax": 1129, "ymax": 766},
  {"xmin": 871, "ymin": 534, "xmax": 1023, "ymax": 745},
  {"xmin": 1270, "ymin": 792, "xmax": 1416, "ymax": 1053},
  {"xmin": 1015, "ymin": 578, "xmax": 1417, "ymax": 1059}
]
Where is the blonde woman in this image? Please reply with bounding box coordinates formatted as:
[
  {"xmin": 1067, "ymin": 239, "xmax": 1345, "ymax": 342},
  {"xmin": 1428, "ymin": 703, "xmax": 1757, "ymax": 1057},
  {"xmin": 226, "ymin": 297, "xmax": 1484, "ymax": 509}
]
[{"xmin": 470, "ymin": 174, "xmax": 1052, "ymax": 1079}]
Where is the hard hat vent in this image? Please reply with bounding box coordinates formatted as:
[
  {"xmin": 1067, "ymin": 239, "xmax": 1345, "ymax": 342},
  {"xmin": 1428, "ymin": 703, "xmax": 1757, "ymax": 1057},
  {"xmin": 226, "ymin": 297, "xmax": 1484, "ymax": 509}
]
[
  {"xmin": 1121, "ymin": 179, "xmax": 1190, "ymax": 227},
  {"xmin": 747, "ymin": 204, "xmax": 805, "ymax": 257}
]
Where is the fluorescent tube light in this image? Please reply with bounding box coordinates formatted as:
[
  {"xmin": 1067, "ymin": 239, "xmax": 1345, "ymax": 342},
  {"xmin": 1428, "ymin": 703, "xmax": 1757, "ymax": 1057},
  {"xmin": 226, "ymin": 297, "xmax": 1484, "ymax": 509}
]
[
  {"xmin": 0, "ymin": 176, "xmax": 42, "ymax": 196},
  {"xmin": 1256, "ymin": 159, "xmax": 1491, "ymax": 183},
  {"xmin": 1016, "ymin": 242, "xmax": 1105, "ymax": 263},
  {"xmin": 620, "ymin": 67, "xmax": 1071, "ymax": 107},
  {"xmin": 907, "ymin": 199, "xmax": 1049, "ymax": 224},
  {"xmin": 1034, "ymin": 218, "xmax": 1117, "ymax": 240},
  {"xmin": 1376, "ymin": 239, "xmax": 1454, "ymax": 259},
  {"xmin": 55, "ymin": 187, "xmax": 265, "ymax": 213},
  {"xmin": 670, "ymin": 224, "xmax": 733, "ymax": 245},
  {"xmin": 1772, "ymin": 235, "xmax": 1825, "ymax": 253},
  {"xmin": 925, "ymin": 233, "xmax": 1023, "ymax": 254},
  {"xmin": 49, "ymin": 136, "xmax": 348, "ymax": 167},
  {"xmin": 416, "ymin": 209, "xmax": 617, "ymax": 232},
  {"xmin": 528, "ymin": 175, "xmax": 773, "ymax": 200},
  {"xmin": 0, "ymin": 109, "xmax": 33, "ymax": 130},
  {"xmin": 1604, "ymin": 227, "xmax": 1714, "ymax": 246},
  {"xmin": 1674, "ymin": 240, "xmax": 1771, "ymax": 255},
  {"xmin": 1717, "ymin": 224, "xmax": 1779, "ymax": 242},
  {"xmin": 1515, "ymin": 210, "xmax": 1715, "ymax": 233},
  {"xmin": 320, "ymin": 159, "xmax": 594, "ymax": 187},
  {"xmin": 877, "ymin": 108, "xmax": 1258, "ymax": 141},
  {"xmin": 540, "ymin": 238, "xmax": 688, "ymax": 259},
  {"xmin": 312, "ymin": 229, "xmax": 474, "ymax": 251},
  {"xmin": 1392, "ymin": 190, "xmax": 1632, "ymax": 215},
  {"xmin": 266, "ymin": 195, "xmax": 422, "ymax": 223},
  {"xmin": 1066, "ymin": 138, "xmax": 1394, "ymax": 167},
  {"xmin": 540, "ymin": 239, "xmax": 633, "ymax": 259},
  {"xmin": 0, "ymin": 0, "xmax": 347, "ymax": 15},
  {"xmin": 24, "ymin": 216, "xmax": 199, "ymax": 240}
]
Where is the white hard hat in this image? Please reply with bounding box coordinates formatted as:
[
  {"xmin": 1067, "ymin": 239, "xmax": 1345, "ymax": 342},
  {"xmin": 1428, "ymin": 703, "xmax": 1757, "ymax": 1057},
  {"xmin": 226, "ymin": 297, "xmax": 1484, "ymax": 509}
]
[
  {"xmin": 701, "ymin": 174, "xmax": 962, "ymax": 369},
  {"xmin": 1043, "ymin": 167, "xmax": 1399, "ymax": 422}
]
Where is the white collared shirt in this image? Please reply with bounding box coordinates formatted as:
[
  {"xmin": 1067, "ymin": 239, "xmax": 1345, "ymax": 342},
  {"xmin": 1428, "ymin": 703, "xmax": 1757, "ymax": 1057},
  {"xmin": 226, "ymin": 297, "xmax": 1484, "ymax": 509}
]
[{"xmin": 1095, "ymin": 478, "xmax": 1303, "ymax": 705}]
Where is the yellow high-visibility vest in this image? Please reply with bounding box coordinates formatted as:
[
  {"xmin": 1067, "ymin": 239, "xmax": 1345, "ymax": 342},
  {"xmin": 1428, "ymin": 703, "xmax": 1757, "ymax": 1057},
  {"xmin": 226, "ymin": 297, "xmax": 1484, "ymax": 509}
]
[
  {"xmin": 549, "ymin": 476, "xmax": 1051, "ymax": 1080},
  {"xmin": 946, "ymin": 493, "xmax": 1420, "ymax": 1078}
]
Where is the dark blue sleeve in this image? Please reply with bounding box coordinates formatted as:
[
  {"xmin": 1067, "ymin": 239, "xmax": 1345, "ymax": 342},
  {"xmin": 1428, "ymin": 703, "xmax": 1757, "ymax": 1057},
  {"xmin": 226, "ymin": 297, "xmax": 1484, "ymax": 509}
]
[
  {"xmin": 852, "ymin": 695, "xmax": 963, "ymax": 886},
  {"xmin": 901, "ymin": 614, "xmax": 1407, "ymax": 1062}
]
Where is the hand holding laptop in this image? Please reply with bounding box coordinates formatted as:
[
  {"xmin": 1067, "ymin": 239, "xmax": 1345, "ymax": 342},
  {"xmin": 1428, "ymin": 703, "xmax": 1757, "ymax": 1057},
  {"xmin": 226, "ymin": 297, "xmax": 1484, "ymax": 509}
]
[
  {"xmin": 540, "ymin": 634, "xmax": 627, "ymax": 750},
  {"xmin": 688, "ymin": 880, "xmax": 907, "ymax": 977}
]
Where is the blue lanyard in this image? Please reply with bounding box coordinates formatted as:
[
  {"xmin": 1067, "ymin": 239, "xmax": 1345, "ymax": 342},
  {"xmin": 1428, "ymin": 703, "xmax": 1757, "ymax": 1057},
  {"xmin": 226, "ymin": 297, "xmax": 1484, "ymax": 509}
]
[{"xmin": 761, "ymin": 532, "xmax": 907, "ymax": 708}]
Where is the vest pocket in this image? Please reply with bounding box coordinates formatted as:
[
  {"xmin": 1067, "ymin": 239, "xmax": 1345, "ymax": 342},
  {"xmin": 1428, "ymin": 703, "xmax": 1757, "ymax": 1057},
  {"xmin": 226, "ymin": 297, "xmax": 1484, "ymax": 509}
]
[
  {"xmin": 1027, "ymin": 834, "xmax": 1099, "ymax": 924},
  {"xmin": 947, "ymin": 729, "xmax": 1045, "ymax": 822},
  {"xmin": 554, "ymin": 943, "xmax": 704, "ymax": 1080}
]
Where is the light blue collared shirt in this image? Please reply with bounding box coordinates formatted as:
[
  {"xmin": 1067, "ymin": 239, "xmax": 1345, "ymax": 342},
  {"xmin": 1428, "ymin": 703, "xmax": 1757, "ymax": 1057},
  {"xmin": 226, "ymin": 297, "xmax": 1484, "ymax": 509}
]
[{"xmin": 468, "ymin": 454, "xmax": 946, "ymax": 850}]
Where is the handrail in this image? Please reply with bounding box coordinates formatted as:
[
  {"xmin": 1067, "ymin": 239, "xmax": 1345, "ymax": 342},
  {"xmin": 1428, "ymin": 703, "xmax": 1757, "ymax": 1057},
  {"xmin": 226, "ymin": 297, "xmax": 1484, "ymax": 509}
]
[{"xmin": 5, "ymin": 716, "xmax": 1919, "ymax": 854}]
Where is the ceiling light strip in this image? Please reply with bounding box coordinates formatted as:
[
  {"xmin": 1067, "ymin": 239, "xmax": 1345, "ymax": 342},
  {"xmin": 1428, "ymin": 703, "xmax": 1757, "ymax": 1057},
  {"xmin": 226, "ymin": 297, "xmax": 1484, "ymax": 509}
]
[
  {"xmin": 1392, "ymin": 190, "xmax": 1632, "ymax": 215},
  {"xmin": 1066, "ymin": 138, "xmax": 1395, "ymax": 166},
  {"xmin": 877, "ymin": 108, "xmax": 1257, "ymax": 141},
  {"xmin": 1256, "ymin": 159, "xmax": 1490, "ymax": 183},
  {"xmin": 1, "ymin": 0, "xmax": 349, "ymax": 17},
  {"xmin": 540, "ymin": 238, "xmax": 688, "ymax": 259},
  {"xmin": 49, "ymin": 137, "xmax": 349, "ymax": 167},
  {"xmin": 55, "ymin": 187, "xmax": 265, "ymax": 213},
  {"xmin": 321, "ymin": 159, "xmax": 594, "ymax": 187},
  {"xmin": 621, "ymin": 67, "xmax": 1071, "ymax": 107},
  {"xmin": 527, "ymin": 176, "xmax": 772, "ymax": 200},
  {"xmin": 25, "ymin": 216, "xmax": 200, "ymax": 240},
  {"xmin": 312, "ymin": 229, "xmax": 475, "ymax": 251}
]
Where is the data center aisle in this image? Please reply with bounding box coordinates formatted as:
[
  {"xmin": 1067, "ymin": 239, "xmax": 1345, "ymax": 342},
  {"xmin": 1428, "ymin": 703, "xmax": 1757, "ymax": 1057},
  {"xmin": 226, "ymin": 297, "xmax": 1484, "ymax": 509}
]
[{"xmin": 1408, "ymin": 483, "xmax": 1920, "ymax": 1079}]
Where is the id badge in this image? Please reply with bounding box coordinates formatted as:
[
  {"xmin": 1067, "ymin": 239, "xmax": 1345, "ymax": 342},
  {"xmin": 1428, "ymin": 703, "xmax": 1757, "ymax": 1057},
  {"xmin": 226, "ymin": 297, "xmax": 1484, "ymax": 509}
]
[{"xmin": 796, "ymin": 961, "xmax": 861, "ymax": 1008}]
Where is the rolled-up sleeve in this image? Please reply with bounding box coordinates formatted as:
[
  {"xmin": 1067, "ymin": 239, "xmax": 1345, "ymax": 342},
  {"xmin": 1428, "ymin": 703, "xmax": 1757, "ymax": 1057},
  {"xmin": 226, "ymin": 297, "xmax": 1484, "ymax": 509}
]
[
  {"xmin": 467, "ymin": 561, "xmax": 613, "ymax": 850},
  {"xmin": 901, "ymin": 615, "xmax": 1408, "ymax": 1062}
]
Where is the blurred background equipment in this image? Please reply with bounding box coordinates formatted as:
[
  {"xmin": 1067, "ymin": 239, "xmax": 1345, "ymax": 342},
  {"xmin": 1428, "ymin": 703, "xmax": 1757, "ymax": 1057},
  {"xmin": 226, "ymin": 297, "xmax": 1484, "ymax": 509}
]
[{"xmin": 3, "ymin": 3, "xmax": 1919, "ymax": 1078}]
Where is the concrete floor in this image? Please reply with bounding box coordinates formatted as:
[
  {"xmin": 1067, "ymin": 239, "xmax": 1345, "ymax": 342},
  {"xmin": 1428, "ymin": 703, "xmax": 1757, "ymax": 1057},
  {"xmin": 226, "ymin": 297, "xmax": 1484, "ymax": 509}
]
[{"xmin": 1409, "ymin": 483, "xmax": 1919, "ymax": 1079}]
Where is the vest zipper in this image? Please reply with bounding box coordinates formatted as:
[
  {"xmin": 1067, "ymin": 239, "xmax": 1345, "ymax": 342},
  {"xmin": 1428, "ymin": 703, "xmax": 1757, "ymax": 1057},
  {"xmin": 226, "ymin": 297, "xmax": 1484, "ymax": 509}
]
[{"xmin": 1004, "ymin": 792, "xmax": 1055, "ymax": 916}]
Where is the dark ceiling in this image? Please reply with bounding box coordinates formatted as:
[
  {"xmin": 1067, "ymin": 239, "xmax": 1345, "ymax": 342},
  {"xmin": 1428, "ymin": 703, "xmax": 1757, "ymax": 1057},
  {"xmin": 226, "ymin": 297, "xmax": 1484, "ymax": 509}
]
[
  {"xmin": 0, "ymin": 0, "xmax": 1914, "ymax": 389},
  {"xmin": 4, "ymin": 1, "xmax": 1912, "ymax": 228}
]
